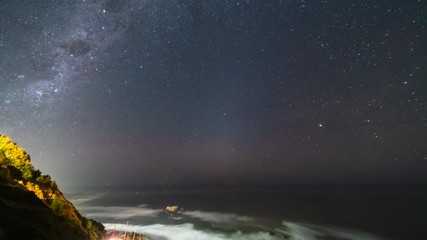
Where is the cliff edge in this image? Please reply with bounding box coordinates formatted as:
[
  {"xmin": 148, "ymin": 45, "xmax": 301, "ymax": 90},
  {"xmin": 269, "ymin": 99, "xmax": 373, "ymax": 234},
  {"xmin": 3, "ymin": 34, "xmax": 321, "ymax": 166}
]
[{"xmin": 0, "ymin": 135, "xmax": 105, "ymax": 240}]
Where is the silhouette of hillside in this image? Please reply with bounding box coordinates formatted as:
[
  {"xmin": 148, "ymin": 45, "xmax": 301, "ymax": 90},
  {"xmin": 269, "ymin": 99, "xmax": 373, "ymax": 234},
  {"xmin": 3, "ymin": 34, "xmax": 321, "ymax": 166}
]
[{"xmin": 0, "ymin": 135, "xmax": 105, "ymax": 240}]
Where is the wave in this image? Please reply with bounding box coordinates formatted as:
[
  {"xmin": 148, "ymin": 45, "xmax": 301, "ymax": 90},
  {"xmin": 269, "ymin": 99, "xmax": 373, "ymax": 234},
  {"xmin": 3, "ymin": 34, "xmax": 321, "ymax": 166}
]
[
  {"xmin": 182, "ymin": 210, "xmax": 254, "ymax": 224},
  {"xmin": 80, "ymin": 205, "xmax": 162, "ymax": 219},
  {"xmin": 281, "ymin": 221, "xmax": 386, "ymax": 240},
  {"xmin": 103, "ymin": 220, "xmax": 387, "ymax": 240},
  {"xmin": 104, "ymin": 223, "xmax": 284, "ymax": 240},
  {"xmin": 66, "ymin": 192, "xmax": 104, "ymax": 205},
  {"xmin": 75, "ymin": 200, "xmax": 387, "ymax": 240}
]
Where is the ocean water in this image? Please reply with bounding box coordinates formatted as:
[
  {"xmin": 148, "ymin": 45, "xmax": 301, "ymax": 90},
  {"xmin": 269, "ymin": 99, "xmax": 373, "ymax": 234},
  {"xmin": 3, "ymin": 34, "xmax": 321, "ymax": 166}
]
[{"xmin": 65, "ymin": 186, "xmax": 427, "ymax": 240}]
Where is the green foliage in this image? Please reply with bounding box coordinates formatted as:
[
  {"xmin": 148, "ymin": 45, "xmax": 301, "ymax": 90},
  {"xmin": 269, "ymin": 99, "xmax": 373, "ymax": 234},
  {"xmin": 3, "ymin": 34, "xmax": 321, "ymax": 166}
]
[
  {"xmin": 85, "ymin": 218, "xmax": 93, "ymax": 230},
  {"xmin": 50, "ymin": 198, "xmax": 66, "ymax": 216},
  {"xmin": 50, "ymin": 197, "xmax": 83, "ymax": 228},
  {"xmin": 0, "ymin": 150, "xmax": 9, "ymax": 166},
  {"xmin": 32, "ymin": 169, "xmax": 42, "ymax": 179},
  {"xmin": 0, "ymin": 183, "xmax": 91, "ymax": 240},
  {"xmin": 20, "ymin": 164, "xmax": 34, "ymax": 180},
  {"xmin": 0, "ymin": 134, "xmax": 106, "ymax": 239},
  {"xmin": 0, "ymin": 135, "xmax": 34, "ymax": 180},
  {"xmin": 35, "ymin": 174, "xmax": 58, "ymax": 189}
]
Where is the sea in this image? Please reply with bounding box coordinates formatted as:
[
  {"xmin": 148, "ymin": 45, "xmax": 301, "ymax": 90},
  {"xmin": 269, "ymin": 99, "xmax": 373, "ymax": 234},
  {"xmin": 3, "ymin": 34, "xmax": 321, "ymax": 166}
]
[{"xmin": 65, "ymin": 185, "xmax": 427, "ymax": 240}]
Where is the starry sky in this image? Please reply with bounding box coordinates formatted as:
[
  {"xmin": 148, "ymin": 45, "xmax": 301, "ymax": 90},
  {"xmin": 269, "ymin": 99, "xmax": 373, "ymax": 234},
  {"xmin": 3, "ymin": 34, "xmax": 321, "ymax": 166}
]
[{"xmin": 0, "ymin": 0, "xmax": 426, "ymax": 186}]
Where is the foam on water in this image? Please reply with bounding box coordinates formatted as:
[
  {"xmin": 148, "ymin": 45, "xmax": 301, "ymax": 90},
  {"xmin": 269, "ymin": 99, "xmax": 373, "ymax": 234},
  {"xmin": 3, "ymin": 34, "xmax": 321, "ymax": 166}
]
[
  {"xmin": 81, "ymin": 205, "xmax": 162, "ymax": 219},
  {"xmin": 104, "ymin": 223, "xmax": 284, "ymax": 240},
  {"xmin": 71, "ymin": 188, "xmax": 393, "ymax": 240},
  {"xmin": 182, "ymin": 210, "xmax": 255, "ymax": 224},
  {"xmin": 104, "ymin": 219, "xmax": 387, "ymax": 240},
  {"xmin": 66, "ymin": 192, "xmax": 104, "ymax": 205},
  {"xmin": 281, "ymin": 221, "xmax": 386, "ymax": 240}
]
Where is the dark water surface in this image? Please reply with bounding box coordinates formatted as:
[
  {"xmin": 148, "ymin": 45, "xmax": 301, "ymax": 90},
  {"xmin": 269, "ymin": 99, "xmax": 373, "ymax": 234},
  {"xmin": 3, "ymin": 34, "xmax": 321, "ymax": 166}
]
[{"xmin": 66, "ymin": 185, "xmax": 427, "ymax": 240}]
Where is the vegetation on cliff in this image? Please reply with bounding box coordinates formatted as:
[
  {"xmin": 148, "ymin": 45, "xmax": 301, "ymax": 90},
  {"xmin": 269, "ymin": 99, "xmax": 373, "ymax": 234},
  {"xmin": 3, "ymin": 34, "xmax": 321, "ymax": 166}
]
[{"xmin": 0, "ymin": 135, "xmax": 105, "ymax": 240}]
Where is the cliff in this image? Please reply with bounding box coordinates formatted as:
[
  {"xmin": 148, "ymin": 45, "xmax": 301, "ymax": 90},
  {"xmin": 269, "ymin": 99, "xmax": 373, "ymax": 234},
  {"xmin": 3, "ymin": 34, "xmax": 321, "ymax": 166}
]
[{"xmin": 0, "ymin": 135, "xmax": 105, "ymax": 240}]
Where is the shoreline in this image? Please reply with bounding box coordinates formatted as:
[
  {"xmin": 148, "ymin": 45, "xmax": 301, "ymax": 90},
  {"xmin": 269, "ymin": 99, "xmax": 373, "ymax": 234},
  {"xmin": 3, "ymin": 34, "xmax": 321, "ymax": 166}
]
[{"xmin": 106, "ymin": 230, "xmax": 151, "ymax": 240}]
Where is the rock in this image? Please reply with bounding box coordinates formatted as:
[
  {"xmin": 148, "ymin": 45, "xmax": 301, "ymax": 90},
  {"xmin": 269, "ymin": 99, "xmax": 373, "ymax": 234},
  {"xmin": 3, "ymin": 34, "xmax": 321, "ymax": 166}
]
[{"xmin": 165, "ymin": 205, "xmax": 181, "ymax": 213}]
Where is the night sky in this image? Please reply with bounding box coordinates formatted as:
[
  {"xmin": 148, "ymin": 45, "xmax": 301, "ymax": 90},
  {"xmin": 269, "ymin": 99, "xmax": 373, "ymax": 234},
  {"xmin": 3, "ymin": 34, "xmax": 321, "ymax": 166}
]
[{"xmin": 0, "ymin": 0, "xmax": 426, "ymax": 186}]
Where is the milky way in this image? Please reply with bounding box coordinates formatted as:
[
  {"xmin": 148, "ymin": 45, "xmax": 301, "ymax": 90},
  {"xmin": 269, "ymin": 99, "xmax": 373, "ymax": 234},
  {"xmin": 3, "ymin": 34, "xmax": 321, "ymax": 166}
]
[
  {"xmin": 2, "ymin": 0, "xmax": 147, "ymax": 119},
  {"xmin": 1, "ymin": 0, "xmax": 426, "ymax": 186}
]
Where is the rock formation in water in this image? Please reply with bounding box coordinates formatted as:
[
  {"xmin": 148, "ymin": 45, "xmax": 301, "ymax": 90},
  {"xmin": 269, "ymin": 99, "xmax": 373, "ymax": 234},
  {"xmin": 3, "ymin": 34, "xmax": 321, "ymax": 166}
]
[{"xmin": 165, "ymin": 205, "xmax": 182, "ymax": 213}]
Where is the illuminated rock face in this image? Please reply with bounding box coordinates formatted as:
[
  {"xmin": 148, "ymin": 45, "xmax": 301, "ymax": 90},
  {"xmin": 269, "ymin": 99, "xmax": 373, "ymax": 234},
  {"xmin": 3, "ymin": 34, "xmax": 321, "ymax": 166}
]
[{"xmin": 165, "ymin": 205, "xmax": 181, "ymax": 213}]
